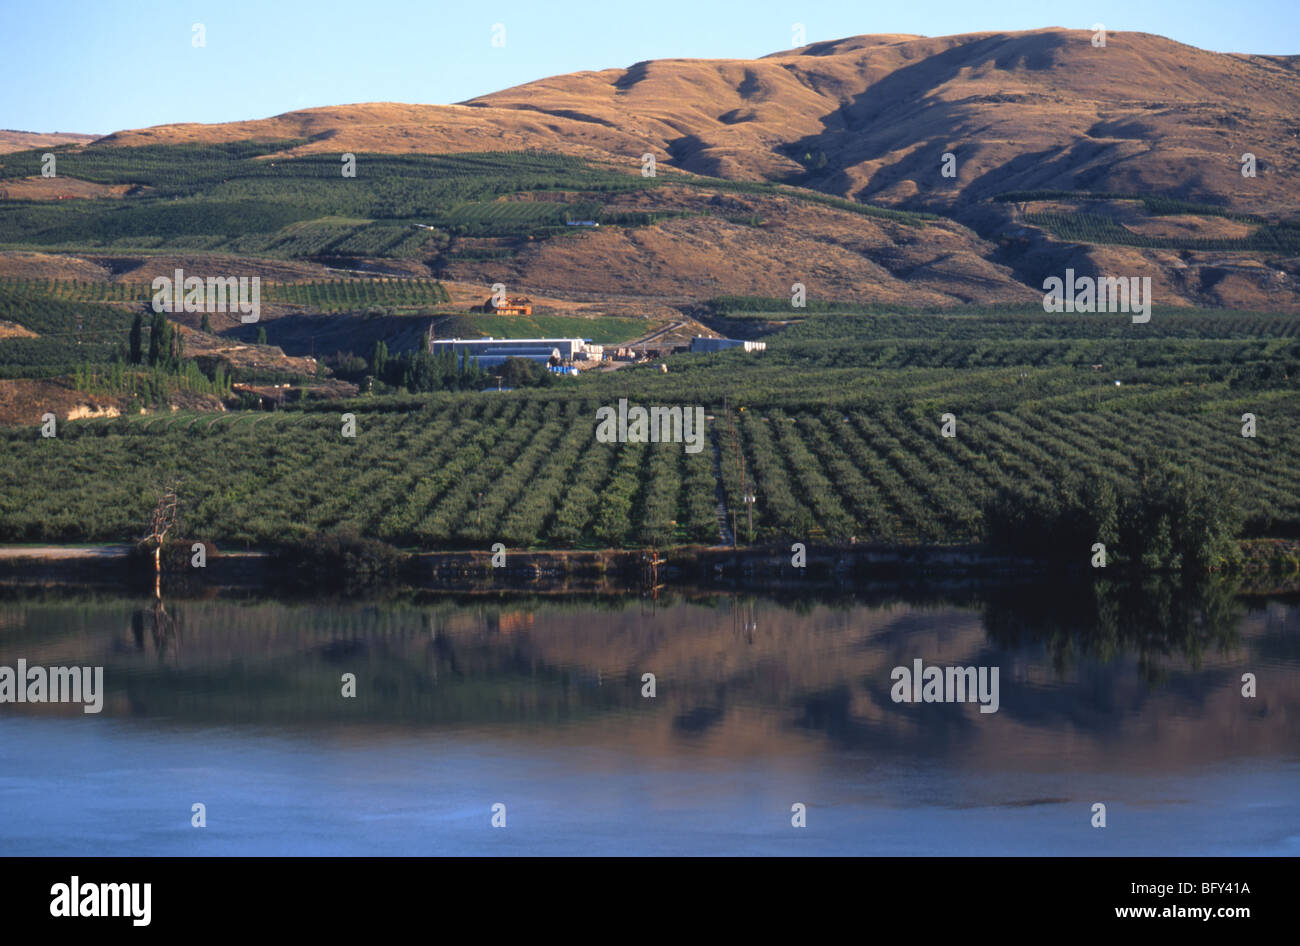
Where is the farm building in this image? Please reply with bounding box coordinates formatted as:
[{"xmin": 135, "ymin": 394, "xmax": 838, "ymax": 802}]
[
  {"xmin": 690, "ymin": 336, "xmax": 767, "ymax": 353},
  {"xmin": 481, "ymin": 295, "xmax": 534, "ymax": 315},
  {"xmin": 430, "ymin": 337, "xmax": 592, "ymax": 368}
]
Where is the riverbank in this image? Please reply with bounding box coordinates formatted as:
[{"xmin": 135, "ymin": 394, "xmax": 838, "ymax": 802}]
[{"xmin": 1, "ymin": 539, "xmax": 1297, "ymax": 595}]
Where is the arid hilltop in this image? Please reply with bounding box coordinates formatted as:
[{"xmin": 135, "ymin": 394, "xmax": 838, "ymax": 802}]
[
  {"xmin": 96, "ymin": 29, "xmax": 1300, "ymax": 216},
  {"xmin": 8, "ymin": 28, "xmax": 1299, "ymax": 312},
  {"xmin": 0, "ymin": 130, "xmax": 97, "ymax": 154}
]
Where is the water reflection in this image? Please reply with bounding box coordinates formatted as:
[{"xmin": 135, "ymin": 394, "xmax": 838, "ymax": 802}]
[
  {"xmin": 0, "ymin": 578, "xmax": 1297, "ymax": 855},
  {"xmin": 0, "ymin": 580, "xmax": 1294, "ymax": 756},
  {"xmin": 982, "ymin": 576, "xmax": 1246, "ymax": 680}
]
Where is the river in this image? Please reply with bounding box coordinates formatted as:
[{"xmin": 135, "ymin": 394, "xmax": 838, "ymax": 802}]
[{"xmin": 0, "ymin": 581, "xmax": 1296, "ymax": 855}]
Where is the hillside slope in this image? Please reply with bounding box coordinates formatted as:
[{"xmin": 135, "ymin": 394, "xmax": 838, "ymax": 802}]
[
  {"xmin": 0, "ymin": 130, "xmax": 97, "ymax": 154},
  {"xmin": 95, "ymin": 29, "xmax": 1300, "ymax": 216}
]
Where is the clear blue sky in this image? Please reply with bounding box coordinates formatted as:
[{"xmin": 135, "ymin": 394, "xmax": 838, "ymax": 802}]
[{"xmin": 2, "ymin": 0, "xmax": 1294, "ymax": 135}]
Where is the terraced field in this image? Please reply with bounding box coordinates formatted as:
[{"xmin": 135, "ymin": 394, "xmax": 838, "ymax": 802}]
[
  {"xmin": 2, "ymin": 389, "xmax": 1295, "ymax": 549},
  {"xmin": 2, "ymin": 299, "xmax": 1296, "ymax": 550},
  {"xmin": 0, "ymin": 399, "xmax": 718, "ymax": 548}
]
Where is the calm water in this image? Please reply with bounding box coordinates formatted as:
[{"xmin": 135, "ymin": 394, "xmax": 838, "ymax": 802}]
[{"xmin": 0, "ymin": 583, "xmax": 1297, "ymax": 855}]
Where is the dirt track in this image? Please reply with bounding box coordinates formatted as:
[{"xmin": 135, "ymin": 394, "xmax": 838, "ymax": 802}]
[{"xmin": 0, "ymin": 545, "xmax": 133, "ymax": 559}]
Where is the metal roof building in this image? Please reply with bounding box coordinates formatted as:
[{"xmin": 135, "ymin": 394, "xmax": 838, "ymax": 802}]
[
  {"xmin": 430, "ymin": 337, "xmax": 590, "ymax": 368},
  {"xmin": 690, "ymin": 336, "xmax": 767, "ymax": 353}
]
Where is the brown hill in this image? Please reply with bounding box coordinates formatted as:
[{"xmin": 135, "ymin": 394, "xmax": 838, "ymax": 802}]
[
  {"xmin": 97, "ymin": 28, "xmax": 1300, "ymax": 216},
  {"xmin": 0, "ymin": 130, "xmax": 97, "ymax": 154},
  {"xmin": 440, "ymin": 185, "xmax": 1035, "ymax": 306}
]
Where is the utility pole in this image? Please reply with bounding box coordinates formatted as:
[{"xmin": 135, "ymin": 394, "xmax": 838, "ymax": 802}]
[
  {"xmin": 739, "ymin": 447, "xmax": 753, "ymax": 545},
  {"xmin": 725, "ymin": 396, "xmax": 747, "ymax": 548}
]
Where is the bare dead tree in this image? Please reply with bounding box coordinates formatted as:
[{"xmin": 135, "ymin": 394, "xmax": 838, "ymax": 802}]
[
  {"xmin": 150, "ymin": 594, "xmax": 180, "ymax": 664},
  {"xmin": 139, "ymin": 484, "xmax": 182, "ymax": 597}
]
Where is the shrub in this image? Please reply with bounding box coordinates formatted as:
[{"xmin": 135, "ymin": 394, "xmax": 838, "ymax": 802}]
[
  {"xmin": 983, "ymin": 459, "xmax": 1240, "ymax": 574},
  {"xmin": 271, "ymin": 531, "xmax": 407, "ymax": 593}
]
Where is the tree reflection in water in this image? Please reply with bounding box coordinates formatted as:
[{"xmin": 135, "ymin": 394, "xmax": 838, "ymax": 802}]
[{"xmin": 981, "ymin": 575, "xmax": 1242, "ymax": 682}]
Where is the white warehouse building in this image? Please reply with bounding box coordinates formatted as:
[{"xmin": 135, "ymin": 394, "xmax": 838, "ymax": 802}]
[
  {"xmin": 429, "ymin": 337, "xmax": 593, "ymax": 368},
  {"xmin": 690, "ymin": 336, "xmax": 767, "ymax": 354}
]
